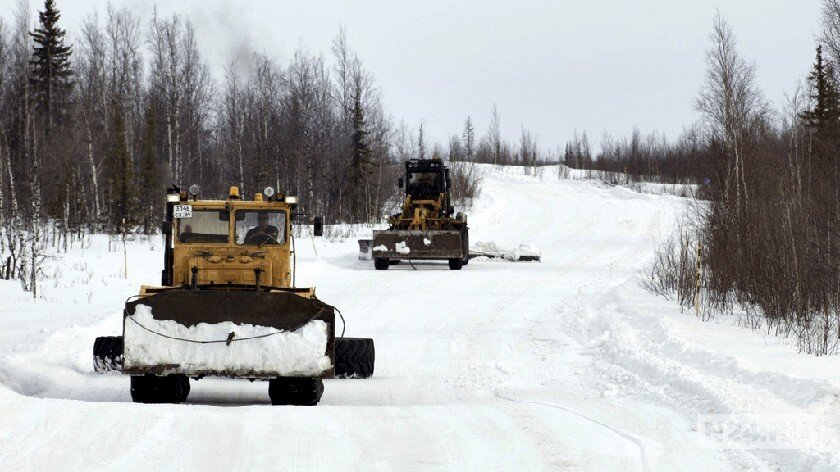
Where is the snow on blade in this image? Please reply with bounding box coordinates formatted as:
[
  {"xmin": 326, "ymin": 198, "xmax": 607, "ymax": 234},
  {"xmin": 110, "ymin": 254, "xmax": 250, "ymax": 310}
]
[
  {"xmin": 123, "ymin": 305, "xmax": 331, "ymax": 376},
  {"xmin": 372, "ymin": 244, "xmax": 388, "ymax": 252},
  {"xmin": 395, "ymin": 241, "xmax": 410, "ymax": 254}
]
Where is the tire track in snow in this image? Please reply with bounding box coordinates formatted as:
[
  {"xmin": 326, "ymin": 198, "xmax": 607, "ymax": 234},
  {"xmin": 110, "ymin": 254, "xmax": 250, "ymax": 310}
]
[
  {"xmin": 493, "ymin": 391, "xmax": 650, "ymax": 471},
  {"xmin": 564, "ymin": 285, "xmax": 840, "ymax": 471}
]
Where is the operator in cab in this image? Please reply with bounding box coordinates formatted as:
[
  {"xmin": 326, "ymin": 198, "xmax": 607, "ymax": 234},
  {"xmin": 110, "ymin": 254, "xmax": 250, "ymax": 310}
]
[
  {"xmin": 245, "ymin": 211, "xmax": 279, "ymax": 244},
  {"xmin": 409, "ymin": 172, "xmax": 439, "ymax": 200}
]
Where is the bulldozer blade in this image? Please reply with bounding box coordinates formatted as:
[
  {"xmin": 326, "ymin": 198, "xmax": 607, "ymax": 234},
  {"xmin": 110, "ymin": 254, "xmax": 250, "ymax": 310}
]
[
  {"xmin": 371, "ymin": 230, "xmax": 464, "ymax": 260},
  {"xmin": 122, "ymin": 288, "xmax": 335, "ymax": 378}
]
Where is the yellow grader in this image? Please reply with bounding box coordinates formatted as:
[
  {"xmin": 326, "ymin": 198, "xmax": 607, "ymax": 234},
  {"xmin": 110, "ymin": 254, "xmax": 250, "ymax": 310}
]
[
  {"xmin": 93, "ymin": 185, "xmax": 374, "ymax": 406},
  {"xmin": 371, "ymin": 158, "xmax": 469, "ymax": 270}
]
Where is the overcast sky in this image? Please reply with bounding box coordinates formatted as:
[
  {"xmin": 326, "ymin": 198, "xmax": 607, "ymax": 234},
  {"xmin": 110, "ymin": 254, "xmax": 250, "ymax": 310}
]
[{"xmin": 0, "ymin": 0, "xmax": 824, "ymax": 152}]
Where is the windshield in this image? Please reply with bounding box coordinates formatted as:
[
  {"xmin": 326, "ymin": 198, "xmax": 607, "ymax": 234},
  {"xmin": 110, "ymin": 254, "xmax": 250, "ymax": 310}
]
[
  {"xmin": 235, "ymin": 210, "xmax": 287, "ymax": 245},
  {"xmin": 407, "ymin": 171, "xmax": 441, "ymax": 199},
  {"xmin": 178, "ymin": 210, "xmax": 229, "ymax": 243}
]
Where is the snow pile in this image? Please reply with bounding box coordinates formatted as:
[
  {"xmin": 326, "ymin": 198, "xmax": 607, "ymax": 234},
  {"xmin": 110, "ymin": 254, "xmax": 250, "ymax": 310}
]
[
  {"xmin": 471, "ymin": 241, "xmax": 541, "ymax": 261},
  {"xmin": 123, "ymin": 305, "xmax": 331, "ymax": 376},
  {"xmin": 372, "ymin": 244, "xmax": 387, "ymax": 252},
  {"xmin": 394, "ymin": 241, "xmax": 411, "ymax": 254},
  {"xmin": 511, "ymin": 243, "xmax": 541, "ymax": 260},
  {"xmin": 357, "ymin": 239, "xmax": 373, "ymax": 261}
]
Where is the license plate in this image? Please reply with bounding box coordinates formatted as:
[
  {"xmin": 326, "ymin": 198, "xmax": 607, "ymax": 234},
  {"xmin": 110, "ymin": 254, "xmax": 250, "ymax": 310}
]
[{"xmin": 173, "ymin": 205, "xmax": 192, "ymax": 219}]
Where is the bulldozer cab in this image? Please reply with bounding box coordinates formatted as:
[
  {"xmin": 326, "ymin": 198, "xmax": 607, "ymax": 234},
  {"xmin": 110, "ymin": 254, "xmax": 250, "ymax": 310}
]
[{"xmin": 161, "ymin": 186, "xmax": 313, "ymax": 290}]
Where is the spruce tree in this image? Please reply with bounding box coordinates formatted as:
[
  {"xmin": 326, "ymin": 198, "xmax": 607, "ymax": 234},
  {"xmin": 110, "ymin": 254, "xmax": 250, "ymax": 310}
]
[
  {"xmin": 109, "ymin": 99, "xmax": 135, "ymax": 231},
  {"xmin": 801, "ymin": 45, "xmax": 840, "ymax": 139},
  {"xmin": 462, "ymin": 116, "xmax": 475, "ymax": 161},
  {"xmin": 30, "ymin": 0, "xmax": 73, "ymax": 128},
  {"xmin": 139, "ymin": 106, "xmax": 162, "ymax": 234},
  {"xmin": 418, "ymin": 123, "xmax": 425, "ymax": 159},
  {"xmin": 350, "ymin": 86, "xmax": 372, "ymax": 221}
]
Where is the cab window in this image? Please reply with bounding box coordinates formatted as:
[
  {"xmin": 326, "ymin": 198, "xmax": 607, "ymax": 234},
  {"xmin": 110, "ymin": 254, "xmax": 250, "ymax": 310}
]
[
  {"xmin": 178, "ymin": 210, "xmax": 229, "ymax": 243},
  {"xmin": 407, "ymin": 172, "xmax": 441, "ymax": 199},
  {"xmin": 235, "ymin": 210, "xmax": 287, "ymax": 245}
]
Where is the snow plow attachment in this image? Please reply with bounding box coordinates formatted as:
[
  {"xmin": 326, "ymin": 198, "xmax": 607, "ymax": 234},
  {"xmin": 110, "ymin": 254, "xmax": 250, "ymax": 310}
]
[
  {"xmin": 371, "ymin": 230, "xmax": 465, "ymax": 260},
  {"xmin": 120, "ymin": 288, "xmax": 336, "ymax": 379}
]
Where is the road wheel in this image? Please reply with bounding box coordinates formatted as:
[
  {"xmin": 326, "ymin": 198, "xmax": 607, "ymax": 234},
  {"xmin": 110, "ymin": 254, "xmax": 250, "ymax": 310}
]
[
  {"xmin": 374, "ymin": 258, "xmax": 390, "ymax": 270},
  {"xmin": 268, "ymin": 378, "xmax": 324, "ymax": 406},
  {"xmin": 335, "ymin": 338, "xmax": 375, "ymax": 379},
  {"xmin": 93, "ymin": 336, "xmax": 124, "ymax": 373},
  {"xmin": 448, "ymin": 258, "xmax": 463, "ymax": 270}
]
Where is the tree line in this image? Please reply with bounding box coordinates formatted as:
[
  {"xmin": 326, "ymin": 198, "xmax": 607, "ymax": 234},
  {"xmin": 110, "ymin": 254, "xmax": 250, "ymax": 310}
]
[
  {"xmin": 0, "ymin": 0, "xmax": 497, "ymax": 295},
  {"xmin": 643, "ymin": 7, "xmax": 840, "ymax": 355},
  {"xmin": 0, "ymin": 0, "xmax": 425, "ymax": 292}
]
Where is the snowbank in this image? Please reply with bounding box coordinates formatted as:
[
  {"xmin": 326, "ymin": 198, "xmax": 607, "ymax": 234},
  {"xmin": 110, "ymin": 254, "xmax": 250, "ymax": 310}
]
[{"xmin": 123, "ymin": 305, "xmax": 331, "ymax": 377}]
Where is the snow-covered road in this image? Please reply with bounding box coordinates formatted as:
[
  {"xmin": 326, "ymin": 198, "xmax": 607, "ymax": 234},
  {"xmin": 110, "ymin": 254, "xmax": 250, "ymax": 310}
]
[{"xmin": 1, "ymin": 165, "xmax": 838, "ymax": 471}]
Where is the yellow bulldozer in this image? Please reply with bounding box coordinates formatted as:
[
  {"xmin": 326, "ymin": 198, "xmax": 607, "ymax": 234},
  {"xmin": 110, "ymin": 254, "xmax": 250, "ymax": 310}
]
[{"xmin": 93, "ymin": 185, "xmax": 374, "ymax": 406}]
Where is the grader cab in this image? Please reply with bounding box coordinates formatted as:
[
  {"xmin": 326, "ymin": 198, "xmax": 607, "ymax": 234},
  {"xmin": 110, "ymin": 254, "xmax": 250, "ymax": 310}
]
[{"xmin": 93, "ymin": 185, "xmax": 374, "ymax": 406}]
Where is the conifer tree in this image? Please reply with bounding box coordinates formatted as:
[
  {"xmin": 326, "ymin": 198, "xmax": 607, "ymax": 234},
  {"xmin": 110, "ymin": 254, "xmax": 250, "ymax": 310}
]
[
  {"xmin": 349, "ymin": 85, "xmax": 372, "ymax": 221},
  {"xmin": 109, "ymin": 99, "xmax": 134, "ymax": 231},
  {"xmin": 462, "ymin": 116, "xmax": 475, "ymax": 161},
  {"xmin": 30, "ymin": 0, "xmax": 72, "ymax": 128},
  {"xmin": 418, "ymin": 123, "xmax": 425, "ymax": 159},
  {"xmin": 139, "ymin": 106, "xmax": 161, "ymax": 233},
  {"xmin": 801, "ymin": 45, "xmax": 840, "ymax": 140}
]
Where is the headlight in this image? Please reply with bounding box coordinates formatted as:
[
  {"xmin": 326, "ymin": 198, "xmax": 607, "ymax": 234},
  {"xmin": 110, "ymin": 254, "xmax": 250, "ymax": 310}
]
[
  {"xmin": 285, "ymin": 196, "xmax": 298, "ymax": 204},
  {"xmin": 188, "ymin": 184, "xmax": 201, "ymax": 196},
  {"xmin": 166, "ymin": 193, "xmax": 180, "ymax": 203},
  {"xmin": 263, "ymin": 186, "xmax": 276, "ymax": 198}
]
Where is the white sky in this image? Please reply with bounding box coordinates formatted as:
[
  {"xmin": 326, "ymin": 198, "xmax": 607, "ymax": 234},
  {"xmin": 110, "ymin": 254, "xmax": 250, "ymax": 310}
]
[{"xmin": 1, "ymin": 0, "xmax": 824, "ymax": 152}]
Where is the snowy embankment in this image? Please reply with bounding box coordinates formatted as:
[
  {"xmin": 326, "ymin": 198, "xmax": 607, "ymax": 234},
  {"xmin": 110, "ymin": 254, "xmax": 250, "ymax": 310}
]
[{"xmin": 0, "ymin": 164, "xmax": 838, "ymax": 471}]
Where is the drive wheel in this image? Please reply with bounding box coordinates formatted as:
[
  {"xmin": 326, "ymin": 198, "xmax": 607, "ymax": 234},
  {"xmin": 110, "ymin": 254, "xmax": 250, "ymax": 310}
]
[
  {"xmin": 335, "ymin": 338, "xmax": 375, "ymax": 379},
  {"xmin": 93, "ymin": 336, "xmax": 124, "ymax": 373},
  {"xmin": 448, "ymin": 258, "xmax": 463, "ymax": 270},
  {"xmin": 374, "ymin": 258, "xmax": 390, "ymax": 270},
  {"xmin": 268, "ymin": 378, "xmax": 324, "ymax": 406}
]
